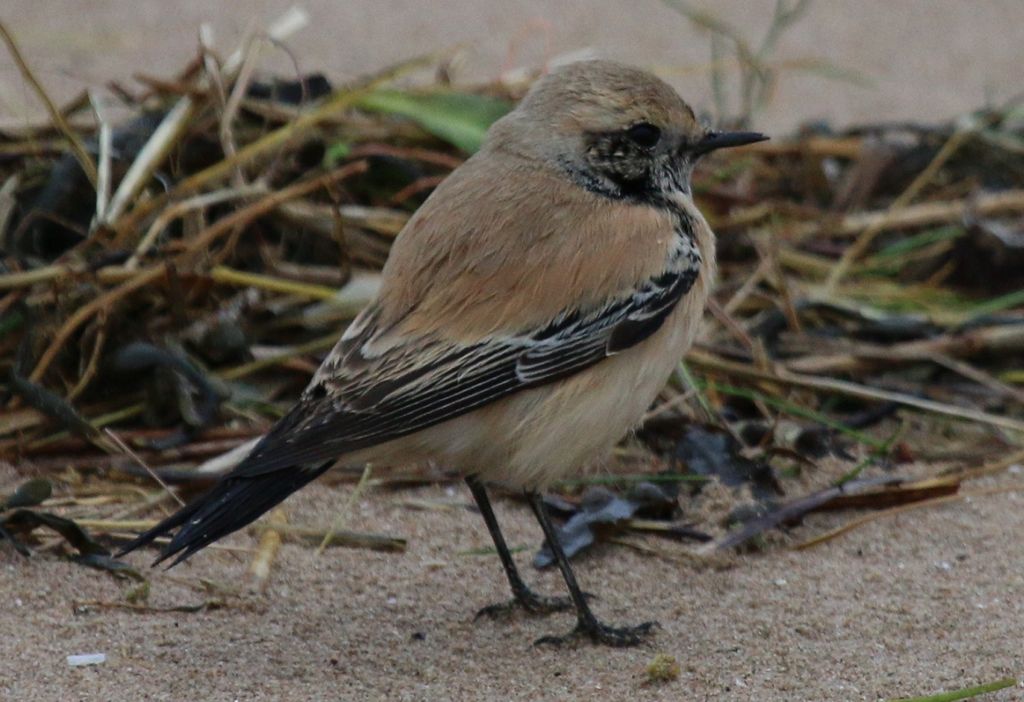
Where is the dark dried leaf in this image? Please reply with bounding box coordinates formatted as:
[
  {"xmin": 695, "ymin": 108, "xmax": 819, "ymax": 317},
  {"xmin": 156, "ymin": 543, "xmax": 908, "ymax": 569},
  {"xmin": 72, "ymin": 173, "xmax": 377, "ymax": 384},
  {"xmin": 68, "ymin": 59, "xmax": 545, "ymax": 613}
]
[
  {"xmin": 949, "ymin": 216, "xmax": 1024, "ymax": 293},
  {"xmin": 2, "ymin": 478, "xmax": 52, "ymax": 509},
  {"xmin": 110, "ymin": 341, "xmax": 223, "ymax": 448},
  {"xmin": 13, "ymin": 112, "xmax": 163, "ymax": 258},
  {"xmin": 247, "ymin": 73, "xmax": 333, "ymax": 105},
  {"xmin": 9, "ymin": 368, "xmax": 102, "ymax": 442},
  {"xmin": 533, "ymin": 482, "xmax": 678, "ymax": 568},
  {"xmin": 74, "ymin": 552, "xmax": 146, "ymax": 581},
  {"xmin": 1, "ymin": 508, "xmax": 142, "ymax": 579},
  {"xmin": 673, "ymin": 425, "xmax": 781, "ymax": 502},
  {"xmin": 717, "ymin": 475, "xmax": 960, "ymax": 550}
]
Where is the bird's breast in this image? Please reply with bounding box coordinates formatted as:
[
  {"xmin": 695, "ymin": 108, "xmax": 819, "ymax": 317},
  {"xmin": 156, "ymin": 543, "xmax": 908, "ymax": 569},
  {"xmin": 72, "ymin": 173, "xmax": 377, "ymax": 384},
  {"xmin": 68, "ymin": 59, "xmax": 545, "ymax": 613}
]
[
  {"xmin": 355, "ymin": 196, "xmax": 718, "ymax": 490},
  {"xmin": 467, "ymin": 216, "xmax": 715, "ymax": 489}
]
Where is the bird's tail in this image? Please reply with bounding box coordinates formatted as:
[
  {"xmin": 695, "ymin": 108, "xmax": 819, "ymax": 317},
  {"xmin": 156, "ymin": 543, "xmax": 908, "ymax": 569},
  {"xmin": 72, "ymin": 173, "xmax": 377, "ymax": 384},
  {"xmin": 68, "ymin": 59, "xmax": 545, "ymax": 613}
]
[{"xmin": 118, "ymin": 462, "xmax": 332, "ymax": 567}]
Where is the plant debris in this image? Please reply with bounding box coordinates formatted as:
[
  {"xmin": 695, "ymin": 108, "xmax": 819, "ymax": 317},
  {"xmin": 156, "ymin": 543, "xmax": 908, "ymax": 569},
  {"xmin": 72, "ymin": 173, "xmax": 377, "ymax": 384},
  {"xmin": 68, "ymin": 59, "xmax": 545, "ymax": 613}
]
[
  {"xmin": 66, "ymin": 653, "xmax": 106, "ymax": 667},
  {"xmin": 644, "ymin": 652, "xmax": 682, "ymax": 684},
  {"xmin": 0, "ymin": 8, "xmax": 1021, "ymax": 580},
  {"xmin": 533, "ymin": 481, "xmax": 690, "ymax": 568},
  {"xmin": 1, "ymin": 478, "xmax": 143, "ymax": 579}
]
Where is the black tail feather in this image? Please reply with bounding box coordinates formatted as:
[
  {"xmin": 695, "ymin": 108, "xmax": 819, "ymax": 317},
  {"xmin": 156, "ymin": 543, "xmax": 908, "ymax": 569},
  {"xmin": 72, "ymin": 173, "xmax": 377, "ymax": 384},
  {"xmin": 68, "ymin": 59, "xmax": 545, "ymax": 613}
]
[{"xmin": 118, "ymin": 462, "xmax": 332, "ymax": 567}]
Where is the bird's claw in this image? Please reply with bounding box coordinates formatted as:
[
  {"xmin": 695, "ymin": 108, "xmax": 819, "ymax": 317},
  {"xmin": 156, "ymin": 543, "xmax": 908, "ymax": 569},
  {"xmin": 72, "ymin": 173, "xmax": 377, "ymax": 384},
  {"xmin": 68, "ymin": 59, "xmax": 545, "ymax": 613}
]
[
  {"xmin": 534, "ymin": 618, "xmax": 658, "ymax": 648},
  {"xmin": 475, "ymin": 589, "xmax": 594, "ymax": 619}
]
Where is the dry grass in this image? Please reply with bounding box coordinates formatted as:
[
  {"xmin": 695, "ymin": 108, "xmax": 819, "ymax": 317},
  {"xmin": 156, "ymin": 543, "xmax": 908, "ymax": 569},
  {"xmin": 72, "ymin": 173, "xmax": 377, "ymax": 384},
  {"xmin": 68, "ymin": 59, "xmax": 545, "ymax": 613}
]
[{"xmin": 0, "ymin": 9, "xmax": 1021, "ymax": 605}]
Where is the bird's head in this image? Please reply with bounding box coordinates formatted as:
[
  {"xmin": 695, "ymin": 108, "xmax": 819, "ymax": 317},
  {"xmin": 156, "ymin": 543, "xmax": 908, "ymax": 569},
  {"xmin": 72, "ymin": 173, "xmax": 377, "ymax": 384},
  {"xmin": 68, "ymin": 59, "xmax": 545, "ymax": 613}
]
[{"xmin": 489, "ymin": 60, "xmax": 767, "ymax": 204}]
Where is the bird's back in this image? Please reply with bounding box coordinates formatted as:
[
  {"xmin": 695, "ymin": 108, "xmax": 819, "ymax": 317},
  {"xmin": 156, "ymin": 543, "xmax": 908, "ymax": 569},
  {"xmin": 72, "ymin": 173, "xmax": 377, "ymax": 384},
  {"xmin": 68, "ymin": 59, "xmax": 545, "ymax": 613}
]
[
  {"xmin": 371, "ymin": 147, "xmax": 686, "ymax": 342},
  {"xmin": 346, "ymin": 149, "xmax": 718, "ymax": 489}
]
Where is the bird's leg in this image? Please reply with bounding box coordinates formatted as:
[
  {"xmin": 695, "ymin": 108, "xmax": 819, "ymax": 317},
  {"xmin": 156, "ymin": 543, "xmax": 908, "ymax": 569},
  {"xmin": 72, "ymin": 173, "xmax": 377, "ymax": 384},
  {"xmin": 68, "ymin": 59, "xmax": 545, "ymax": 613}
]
[
  {"xmin": 466, "ymin": 476, "xmax": 575, "ymax": 617},
  {"xmin": 526, "ymin": 491, "xmax": 657, "ymax": 647}
]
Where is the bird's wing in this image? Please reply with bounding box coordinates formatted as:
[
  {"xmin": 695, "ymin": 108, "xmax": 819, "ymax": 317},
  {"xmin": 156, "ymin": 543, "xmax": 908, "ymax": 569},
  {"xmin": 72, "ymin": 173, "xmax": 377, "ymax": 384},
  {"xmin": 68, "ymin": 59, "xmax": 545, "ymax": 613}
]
[
  {"xmin": 119, "ymin": 155, "xmax": 710, "ymax": 566},
  {"xmin": 119, "ymin": 263, "xmax": 700, "ymax": 566},
  {"xmin": 233, "ymin": 264, "xmax": 700, "ymax": 476}
]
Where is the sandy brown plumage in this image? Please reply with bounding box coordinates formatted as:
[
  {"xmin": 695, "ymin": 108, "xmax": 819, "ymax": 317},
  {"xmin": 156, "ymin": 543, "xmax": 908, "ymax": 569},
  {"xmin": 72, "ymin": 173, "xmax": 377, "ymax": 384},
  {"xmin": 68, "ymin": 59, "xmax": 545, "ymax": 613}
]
[{"xmin": 121, "ymin": 59, "xmax": 766, "ymax": 646}]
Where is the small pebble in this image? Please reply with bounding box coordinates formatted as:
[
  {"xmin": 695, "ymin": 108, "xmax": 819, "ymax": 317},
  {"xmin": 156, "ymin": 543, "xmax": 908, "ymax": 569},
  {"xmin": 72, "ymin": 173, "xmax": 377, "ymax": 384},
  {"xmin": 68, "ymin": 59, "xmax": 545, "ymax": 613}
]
[{"xmin": 67, "ymin": 653, "xmax": 106, "ymax": 667}]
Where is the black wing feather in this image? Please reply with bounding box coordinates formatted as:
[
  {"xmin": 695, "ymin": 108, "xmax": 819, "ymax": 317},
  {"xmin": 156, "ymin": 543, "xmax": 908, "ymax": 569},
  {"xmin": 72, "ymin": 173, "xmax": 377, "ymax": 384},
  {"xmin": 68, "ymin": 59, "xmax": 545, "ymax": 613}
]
[{"xmin": 120, "ymin": 265, "xmax": 698, "ymax": 565}]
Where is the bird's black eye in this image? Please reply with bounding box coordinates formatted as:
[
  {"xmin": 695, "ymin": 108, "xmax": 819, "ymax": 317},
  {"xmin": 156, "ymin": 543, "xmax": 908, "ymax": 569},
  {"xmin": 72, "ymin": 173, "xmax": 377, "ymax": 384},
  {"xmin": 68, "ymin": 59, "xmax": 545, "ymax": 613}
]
[{"xmin": 625, "ymin": 122, "xmax": 661, "ymax": 148}]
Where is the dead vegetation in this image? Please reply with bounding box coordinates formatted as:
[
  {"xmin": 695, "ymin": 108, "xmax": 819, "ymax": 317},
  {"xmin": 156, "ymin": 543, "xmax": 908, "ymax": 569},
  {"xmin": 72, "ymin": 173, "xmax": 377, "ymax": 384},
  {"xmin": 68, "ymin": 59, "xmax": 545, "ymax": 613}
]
[{"xmin": 0, "ymin": 7, "xmax": 1022, "ymax": 612}]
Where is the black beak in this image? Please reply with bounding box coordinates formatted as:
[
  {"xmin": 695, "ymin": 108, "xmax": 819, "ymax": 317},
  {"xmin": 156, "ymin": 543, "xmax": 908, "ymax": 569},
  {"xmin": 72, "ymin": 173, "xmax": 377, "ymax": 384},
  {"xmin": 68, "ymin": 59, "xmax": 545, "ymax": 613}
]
[{"xmin": 691, "ymin": 130, "xmax": 769, "ymax": 157}]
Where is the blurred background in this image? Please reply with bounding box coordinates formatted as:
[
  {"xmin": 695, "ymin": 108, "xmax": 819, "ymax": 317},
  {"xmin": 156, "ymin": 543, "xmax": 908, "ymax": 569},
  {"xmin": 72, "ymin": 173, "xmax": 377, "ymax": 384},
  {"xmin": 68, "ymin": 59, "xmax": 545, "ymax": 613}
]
[{"xmin": 3, "ymin": 0, "xmax": 1023, "ymax": 133}]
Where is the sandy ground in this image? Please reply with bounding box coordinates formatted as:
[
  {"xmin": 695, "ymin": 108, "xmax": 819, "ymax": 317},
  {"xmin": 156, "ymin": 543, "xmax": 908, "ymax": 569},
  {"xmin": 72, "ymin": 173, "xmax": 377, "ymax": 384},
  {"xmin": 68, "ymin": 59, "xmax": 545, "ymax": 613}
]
[{"xmin": 2, "ymin": 463, "xmax": 1024, "ymax": 701}]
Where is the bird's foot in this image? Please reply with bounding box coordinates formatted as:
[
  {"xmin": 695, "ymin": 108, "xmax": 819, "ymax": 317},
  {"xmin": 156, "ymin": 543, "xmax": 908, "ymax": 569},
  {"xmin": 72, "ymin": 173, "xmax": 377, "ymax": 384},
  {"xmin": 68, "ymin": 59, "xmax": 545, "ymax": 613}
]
[
  {"xmin": 476, "ymin": 587, "xmax": 590, "ymax": 619},
  {"xmin": 534, "ymin": 617, "xmax": 658, "ymax": 648}
]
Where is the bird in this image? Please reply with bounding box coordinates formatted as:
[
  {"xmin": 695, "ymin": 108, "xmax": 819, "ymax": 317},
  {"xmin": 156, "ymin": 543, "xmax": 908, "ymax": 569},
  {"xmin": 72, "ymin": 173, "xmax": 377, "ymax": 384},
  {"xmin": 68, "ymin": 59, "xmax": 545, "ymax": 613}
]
[{"xmin": 120, "ymin": 59, "xmax": 767, "ymax": 647}]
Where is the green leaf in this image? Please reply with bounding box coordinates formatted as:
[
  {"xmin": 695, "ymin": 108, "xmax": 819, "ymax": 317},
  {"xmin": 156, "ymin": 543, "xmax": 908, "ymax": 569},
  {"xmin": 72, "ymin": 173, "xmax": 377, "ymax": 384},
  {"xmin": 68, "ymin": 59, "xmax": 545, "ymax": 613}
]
[
  {"xmin": 323, "ymin": 141, "xmax": 352, "ymax": 168},
  {"xmin": 870, "ymin": 225, "xmax": 965, "ymax": 260},
  {"xmin": 967, "ymin": 288, "xmax": 1024, "ymax": 318},
  {"xmin": 0, "ymin": 310, "xmax": 24, "ymax": 339},
  {"xmin": 356, "ymin": 89, "xmax": 512, "ymax": 153},
  {"xmin": 885, "ymin": 677, "xmax": 1018, "ymax": 702},
  {"xmin": 705, "ymin": 380, "xmax": 889, "ymax": 450}
]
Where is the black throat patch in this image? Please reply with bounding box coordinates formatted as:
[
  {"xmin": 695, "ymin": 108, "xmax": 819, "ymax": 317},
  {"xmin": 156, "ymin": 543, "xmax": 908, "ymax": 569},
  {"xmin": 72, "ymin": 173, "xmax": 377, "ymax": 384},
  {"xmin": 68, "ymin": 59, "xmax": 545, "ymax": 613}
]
[{"xmin": 561, "ymin": 131, "xmax": 689, "ymax": 208}]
